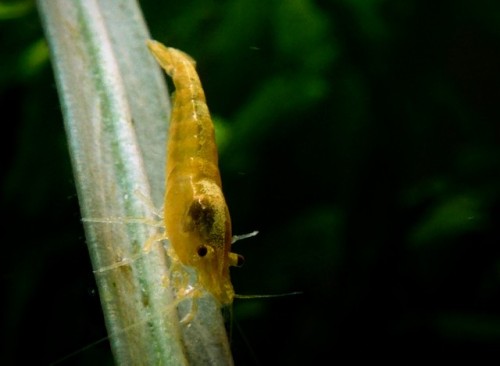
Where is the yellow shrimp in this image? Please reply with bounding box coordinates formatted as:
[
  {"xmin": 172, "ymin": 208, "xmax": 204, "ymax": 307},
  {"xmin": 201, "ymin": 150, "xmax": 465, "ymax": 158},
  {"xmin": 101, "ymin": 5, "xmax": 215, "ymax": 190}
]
[{"xmin": 147, "ymin": 40, "xmax": 242, "ymax": 307}]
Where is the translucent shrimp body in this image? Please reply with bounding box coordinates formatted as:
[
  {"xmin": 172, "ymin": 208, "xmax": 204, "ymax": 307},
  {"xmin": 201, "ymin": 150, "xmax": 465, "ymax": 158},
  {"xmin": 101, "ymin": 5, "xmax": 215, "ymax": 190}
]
[{"xmin": 147, "ymin": 40, "xmax": 240, "ymax": 306}]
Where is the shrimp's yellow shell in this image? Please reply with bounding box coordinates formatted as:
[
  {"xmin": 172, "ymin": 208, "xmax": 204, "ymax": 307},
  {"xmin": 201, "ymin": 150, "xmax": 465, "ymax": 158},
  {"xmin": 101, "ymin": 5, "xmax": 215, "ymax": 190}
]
[{"xmin": 147, "ymin": 40, "xmax": 240, "ymax": 306}]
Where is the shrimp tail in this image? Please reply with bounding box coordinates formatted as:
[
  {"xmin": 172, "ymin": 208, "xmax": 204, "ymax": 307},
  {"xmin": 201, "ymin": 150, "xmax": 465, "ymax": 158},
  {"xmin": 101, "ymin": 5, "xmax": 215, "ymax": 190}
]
[{"xmin": 147, "ymin": 40, "xmax": 196, "ymax": 77}]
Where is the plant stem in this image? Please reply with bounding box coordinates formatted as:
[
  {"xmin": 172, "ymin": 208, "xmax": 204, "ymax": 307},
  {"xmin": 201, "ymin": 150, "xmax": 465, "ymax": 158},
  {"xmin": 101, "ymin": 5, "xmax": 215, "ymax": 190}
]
[{"xmin": 37, "ymin": 0, "xmax": 233, "ymax": 364}]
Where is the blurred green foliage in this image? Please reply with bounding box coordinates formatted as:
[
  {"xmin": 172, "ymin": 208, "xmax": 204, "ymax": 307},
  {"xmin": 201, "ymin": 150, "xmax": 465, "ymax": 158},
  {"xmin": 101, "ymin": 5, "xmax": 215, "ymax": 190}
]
[{"xmin": 2, "ymin": 0, "xmax": 500, "ymax": 364}]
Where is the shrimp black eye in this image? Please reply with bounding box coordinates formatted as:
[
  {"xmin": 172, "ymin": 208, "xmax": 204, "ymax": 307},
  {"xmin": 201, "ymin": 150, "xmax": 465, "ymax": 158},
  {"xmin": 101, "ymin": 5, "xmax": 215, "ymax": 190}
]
[
  {"xmin": 236, "ymin": 254, "xmax": 245, "ymax": 267},
  {"xmin": 197, "ymin": 245, "xmax": 208, "ymax": 257}
]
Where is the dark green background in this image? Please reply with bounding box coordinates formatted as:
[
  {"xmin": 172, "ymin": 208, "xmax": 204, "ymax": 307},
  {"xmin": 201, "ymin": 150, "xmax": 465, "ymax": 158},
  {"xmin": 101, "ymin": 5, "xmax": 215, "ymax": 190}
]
[{"xmin": 2, "ymin": 0, "xmax": 500, "ymax": 364}]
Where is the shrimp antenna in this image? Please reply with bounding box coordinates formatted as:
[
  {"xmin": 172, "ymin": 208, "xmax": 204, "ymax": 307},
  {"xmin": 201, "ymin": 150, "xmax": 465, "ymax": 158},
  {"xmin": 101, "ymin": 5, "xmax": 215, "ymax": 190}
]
[
  {"xmin": 232, "ymin": 230, "xmax": 259, "ymax": 244},
  {"xmin": 234, "ymin": 291, "xmax": 303, "ymax": 300}
]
